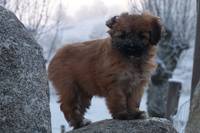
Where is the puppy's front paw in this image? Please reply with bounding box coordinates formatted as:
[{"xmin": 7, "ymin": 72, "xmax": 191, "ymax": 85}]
[
  {"xmin": 82, "ymin": 118, "xmax": 92, "ymax": 126},
  {"xmin": 113, "ymin": 111, "xmax": 129, "ymax": 120},
  {"xmin": 137, "ymin": 111, "xmax": 148, "ymax": 119},
  {"xmin": 73, "ymin": 118, "xmax": 92, "ymax": 129},
  {"xmin": 129, "ymin": 111, "xmax": 148, "ymax": 119}
]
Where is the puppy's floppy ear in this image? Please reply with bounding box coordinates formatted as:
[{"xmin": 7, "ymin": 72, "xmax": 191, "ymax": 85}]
[
  {"xmin": 150, "ymin": 19, "xmax": 162, "ymax": 45},
  {"xmin": 106, "ymin": 16, "xmax": 118, "ymax": 28}
]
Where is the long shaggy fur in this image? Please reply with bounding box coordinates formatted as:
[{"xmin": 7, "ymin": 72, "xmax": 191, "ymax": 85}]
[{"xmin": 48, "ymin": 12, "xmax": 162, "ymax": 129}]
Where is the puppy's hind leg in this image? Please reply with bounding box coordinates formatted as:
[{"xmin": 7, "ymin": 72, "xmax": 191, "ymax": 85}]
[
  {"xmin": 59, "ymin": 84, "xmax": 91, "ymax": 129},
  {"xmin": 78, "ymin": 91, "xmax": 92, "ymax": 127}
]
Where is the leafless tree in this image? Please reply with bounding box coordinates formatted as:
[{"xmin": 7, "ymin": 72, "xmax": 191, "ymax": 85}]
[
  {"xmin": 0, "ymin": 0, "xmax": 67, "ymax": 61},
  {"xmin": 191, "ymin": 0, "xmax": 200, "ymax": 99},
  {"xmin": 129, "ymin": 0, "xmax": 196, "ymax": 117},
  {"xmin": 1, "ymin": 0, "xmax": 51, "ymax": 39},
  {"xmin": 47, "ymin": 1, "xmax": 63, "ymax": 61}
]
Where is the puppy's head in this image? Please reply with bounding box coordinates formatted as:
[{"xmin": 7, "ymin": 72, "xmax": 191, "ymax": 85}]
[{"xmin": 106, "ymin": 12, "xmax": 162, "ymax": 57}]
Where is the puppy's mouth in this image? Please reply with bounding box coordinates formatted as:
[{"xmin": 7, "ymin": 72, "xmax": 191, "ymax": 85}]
[
  {"xmin": 112, "ymin": 37, "xmax": 148, "ymax": 57},
  {"xmin": 122, "ymin": 43, "xmax": 147, "ymax": 57}
]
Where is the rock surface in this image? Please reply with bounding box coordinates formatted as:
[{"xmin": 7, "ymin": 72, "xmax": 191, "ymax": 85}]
[
  {"xmin": 67, "ymin": 118, "xmax": 177, "ymax": 133},
  {"xmin": 0, "ymin": 6, "xmax": 51, "ymax": 133}
]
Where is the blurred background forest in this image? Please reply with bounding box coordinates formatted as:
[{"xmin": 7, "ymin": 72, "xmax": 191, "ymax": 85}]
[{"xmin": 0, "ymin": 0, "xmax": 197, "ymax": 132}]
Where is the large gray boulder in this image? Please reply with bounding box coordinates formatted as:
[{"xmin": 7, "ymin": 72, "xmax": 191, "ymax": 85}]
[
  {"xmin": 0, "ymin": 6, "xmax": 51, "ymax": 133},
  {"xmin": 67, "ymin": 118, "xmax": 177, "ymax": 133}
]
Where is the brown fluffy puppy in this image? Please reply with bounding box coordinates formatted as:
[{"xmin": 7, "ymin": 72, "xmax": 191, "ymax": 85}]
[{"xmin": 48, "ymin": 12, "xmax": 162, "ymax": 129}]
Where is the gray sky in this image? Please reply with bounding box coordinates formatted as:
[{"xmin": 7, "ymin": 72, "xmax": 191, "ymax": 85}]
[{"xmin": 61, "ymin": 0, "xmax": 130, "ymax": 16}]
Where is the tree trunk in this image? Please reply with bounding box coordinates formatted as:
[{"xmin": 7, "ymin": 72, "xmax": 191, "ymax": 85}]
[
  {"xmin": 185, "ymin": 0, "xmax": 200, "ymax": 132},
  {"xmin": 147, "ymin": 31, "xmax": 185, "ymax": 117},
  {"xmin": 191, "ymin": 0, "xmax": 200, "ymax": 99}
]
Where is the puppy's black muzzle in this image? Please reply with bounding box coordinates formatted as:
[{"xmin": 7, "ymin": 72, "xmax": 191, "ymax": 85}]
[{"xmin": 112, "ymin": 36, "xmax": 148, "ymax": 57}]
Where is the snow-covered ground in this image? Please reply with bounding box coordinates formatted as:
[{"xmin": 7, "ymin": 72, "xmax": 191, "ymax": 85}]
[{"xmin": 173, "ymin": 93, "xmax": 190, "ymax": 133}]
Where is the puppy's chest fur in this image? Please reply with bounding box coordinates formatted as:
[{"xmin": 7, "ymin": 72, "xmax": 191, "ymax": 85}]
[
  {"xmin": 96, "ymin": 51, "xmax": 156, "ymax": 95},
  {"xmin": 118, "ymin": 60, "xmax": 152, "ymax": 94}
]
